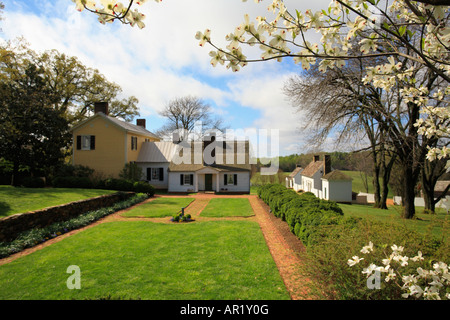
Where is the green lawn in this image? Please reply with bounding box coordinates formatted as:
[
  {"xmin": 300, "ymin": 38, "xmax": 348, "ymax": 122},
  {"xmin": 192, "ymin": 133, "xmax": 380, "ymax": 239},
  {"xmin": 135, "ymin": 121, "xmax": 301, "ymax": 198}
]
[
  {"xmin": 201, "ymin": 198, "xmax": 254, "ymax": 217},
  {"xmin": 121, "ymin": 197, "xmax": 194, "ymax": 218},
  {"xmin": 251, "ymin": 172, "xmax": 289, "ymax": 187},
  {"xmin": 341, "ymin": 170, "xmax": 395, "ymax": 198},
  {"xmin": 339, "ymin": 203, "xmax": 449, "ymax": 239},
  {"xmin": 0, "ymin": 220, "xmax": 290, "ymax": 300},
  {"xmin": 0, "ymin": 186, "xmax": 117, "ymax": 217}
]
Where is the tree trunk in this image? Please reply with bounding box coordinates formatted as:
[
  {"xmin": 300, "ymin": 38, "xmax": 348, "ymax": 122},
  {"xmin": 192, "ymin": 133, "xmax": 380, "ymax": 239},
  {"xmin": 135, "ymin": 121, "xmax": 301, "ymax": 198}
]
[
  {"xmin": 11, "ymin": 161, "xmax": 19, "ymax": 187},
  {"xmin": 380, "ymin": 179, "xmax": 389, "ymax": 210},
  {"xmin": 372, "ymin": 165, "xmax": 382, "ymax": 208},
  {"xmin": 422, "ymin": 188, "xmax": 435, "ymax": 213},
  {"xmin": 402, "ymin": 165, "xmax": 416, "ymax": 219},
  {"xmin": 380, "ymin": 153, "xmax": 396, "ymax": 210}
]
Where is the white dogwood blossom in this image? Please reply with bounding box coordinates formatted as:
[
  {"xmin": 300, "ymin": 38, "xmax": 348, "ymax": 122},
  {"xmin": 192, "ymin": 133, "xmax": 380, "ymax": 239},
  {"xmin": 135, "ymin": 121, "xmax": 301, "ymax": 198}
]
[
  {"xmin": 350, "ymin": 242, "xmax": 450, "ymax": 300},
  {"xmin": 71, "ymin": 0, "xmax": 160, "ymax": 28}
]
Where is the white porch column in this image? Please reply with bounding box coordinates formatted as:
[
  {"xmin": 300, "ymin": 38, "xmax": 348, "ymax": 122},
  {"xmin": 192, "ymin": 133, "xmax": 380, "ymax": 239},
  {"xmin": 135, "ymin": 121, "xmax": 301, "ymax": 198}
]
[
  {"xmin": 216, "ymin": 173, "xmax": 220, "ymax": 192},
  {"xmin": 195, "ymin": 173, "xmax": 199, "ymax": 192}
]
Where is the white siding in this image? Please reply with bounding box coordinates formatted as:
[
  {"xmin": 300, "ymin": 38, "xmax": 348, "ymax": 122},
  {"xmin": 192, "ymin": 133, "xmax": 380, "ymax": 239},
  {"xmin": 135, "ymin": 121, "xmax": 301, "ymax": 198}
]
[
  {"xmin": 292, "ymin": 173, "xmax": 302, "ymax": 191},
  {"xmin": 167, "ymin": 170, "xmax": 250, "ymax": 193},
  {"xmin": 137, "ymin": 162, "xmax": 170, "ymax": 189},
  {"xmin": 323, "ymin": 180, "xmax": 352, "ymax": 202},
  {"xmin": 168, "ymin": 172, "xmax": 197, "ymax": 193},
  {"xmin": 219, "ymin": 172, "xmax": 250, "ymax": 193}
]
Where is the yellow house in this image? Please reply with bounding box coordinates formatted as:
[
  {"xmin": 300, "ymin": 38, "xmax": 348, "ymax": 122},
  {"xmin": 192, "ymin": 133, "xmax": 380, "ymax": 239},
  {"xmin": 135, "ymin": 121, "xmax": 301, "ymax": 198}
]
[{"xmin": 70, "ymin": 102, "xmax": 160, "ymax": 178}]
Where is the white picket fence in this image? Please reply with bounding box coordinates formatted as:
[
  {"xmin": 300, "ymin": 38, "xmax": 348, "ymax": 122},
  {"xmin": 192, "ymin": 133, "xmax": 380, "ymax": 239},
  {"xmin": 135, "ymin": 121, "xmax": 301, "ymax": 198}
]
[
  {"xmin": 393, "ymin": 195, "xmax": 450, "ymax": 211},
  {"xmin": 355, "ymin": 192, "xmax": 450, "ymax": 212}
]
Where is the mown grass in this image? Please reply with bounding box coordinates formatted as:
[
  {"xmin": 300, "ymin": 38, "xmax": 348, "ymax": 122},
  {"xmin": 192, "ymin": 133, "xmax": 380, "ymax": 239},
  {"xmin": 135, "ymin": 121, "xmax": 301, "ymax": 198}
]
[
  {"xmin": 200, "ymin": 198, "xmax": 254, "ymax": 218},
  {"xmin": 121, "ymin": 197, "xmax": 194, "ymax": 218},
  {"xmin": 0, "ymin": 186, "xmax": 117, "ymax": 217},
  {"xmin": 339, "ymin": 203, "xmax": 449, "ymax": 239},
  {"xmin": 0, "ymin": 220, "xmax": 290, "ymax": 300}
]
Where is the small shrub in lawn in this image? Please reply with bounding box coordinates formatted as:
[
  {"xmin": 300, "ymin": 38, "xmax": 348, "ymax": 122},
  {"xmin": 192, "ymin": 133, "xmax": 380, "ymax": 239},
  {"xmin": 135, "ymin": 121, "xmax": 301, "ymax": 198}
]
[
  {"xmin": 171, "ymin": 212, "xmax": 193, "ymax": 223},
  {"xmin": 52, "ymin": 176, "xmax": 93, "ymax": 188},
  {"xmin": 104, "ymin": 178, "xmax": 134, "ymax": 191},
  {"xmin": 133, "ymin": 181, "xmax": 155, "ymax": 196},
  {"xmin": 20, "ymin": 177, "xmax": 45, "ymax": 188}
]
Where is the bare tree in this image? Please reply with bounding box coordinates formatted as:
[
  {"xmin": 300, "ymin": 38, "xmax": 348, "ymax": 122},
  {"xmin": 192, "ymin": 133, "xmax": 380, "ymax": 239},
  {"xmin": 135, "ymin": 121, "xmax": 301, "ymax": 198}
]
[
  {"xmin": 157, "ymin": 96, "xmax": 226, "ymax": 140},
  {"xmin": 284, "ymin": 56, "xmax": 397, "ymax": 209}
]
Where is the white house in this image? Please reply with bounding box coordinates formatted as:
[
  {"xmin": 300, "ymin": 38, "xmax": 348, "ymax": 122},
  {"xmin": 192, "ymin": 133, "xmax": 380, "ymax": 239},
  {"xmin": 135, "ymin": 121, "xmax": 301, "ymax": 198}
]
[
  {"xmin": 135, "ymin": 141, "xmax": 178, "ymax": 190},
  {"xmin": 286, "ymin": 166, "xmax": 303, "ymax": 191},
  {"xmin": 287, "ymin": 155, "xmax": 352, "ymax": 203},
  {"xmin": 136, "ymin": 136, "xmax": 251, "ymax": 194},
  {"xmin": 321, "ymin": 170, "xmax": 353, "ymax": 203},
  {"xmin": 301, "ymin": 155, "xmax": 327, "ymax": 198}
]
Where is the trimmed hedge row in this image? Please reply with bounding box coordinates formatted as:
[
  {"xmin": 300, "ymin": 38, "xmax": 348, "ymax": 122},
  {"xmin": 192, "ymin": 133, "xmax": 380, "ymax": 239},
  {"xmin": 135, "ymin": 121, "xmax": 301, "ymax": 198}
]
[
  {"xmin": 52, "ymin": 177, "xmax": 155, "ymax": 196},
  {"xmin": 257, "ymin": 184, "xmax": 352, "ymax": 246}
]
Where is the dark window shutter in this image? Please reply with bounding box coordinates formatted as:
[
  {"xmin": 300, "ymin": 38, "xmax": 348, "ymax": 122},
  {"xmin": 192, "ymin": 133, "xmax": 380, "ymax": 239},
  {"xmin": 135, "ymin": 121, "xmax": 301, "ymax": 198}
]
[
  {"xmin": 224, "ymin": 174, "xmax": 228, "ymax": 185},
  {"xmin": 76, "ymin": 136, "xmax": 81, "ymax": 150},
  {"xmin": 234, "ymin": 174, "xmax": 238, "ymax": 185},
  {"xmin": 90, "ymin": 136, "xmax": 95, "ymax": 150},
  {"xmin": 190, "ymin": 174, "xmax": 194, "ymax": 185},
  {"xmin": 159, "ymin": 168, "xmax": 164, "ymax": 181},
  {"xmin": 147, "ymin": 168, "xmax": 152, "ymax": 181},
  {"xmin": 180, "ymin": 174, "xmax": 184, "ymax": 185}
]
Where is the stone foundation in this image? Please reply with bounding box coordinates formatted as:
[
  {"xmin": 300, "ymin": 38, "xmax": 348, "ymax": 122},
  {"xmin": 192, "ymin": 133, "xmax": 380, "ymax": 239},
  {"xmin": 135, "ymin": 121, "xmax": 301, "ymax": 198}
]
[{"xmin": 0, "ymin": 192, "xmax": 134, "ymax": 242}]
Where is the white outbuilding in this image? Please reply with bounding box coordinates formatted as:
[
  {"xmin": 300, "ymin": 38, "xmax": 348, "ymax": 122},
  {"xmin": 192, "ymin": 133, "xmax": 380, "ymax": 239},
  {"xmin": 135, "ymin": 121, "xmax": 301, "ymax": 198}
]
[{"xmin": 321, "ymin": 170, "xmax": 353, "ymax": 203}]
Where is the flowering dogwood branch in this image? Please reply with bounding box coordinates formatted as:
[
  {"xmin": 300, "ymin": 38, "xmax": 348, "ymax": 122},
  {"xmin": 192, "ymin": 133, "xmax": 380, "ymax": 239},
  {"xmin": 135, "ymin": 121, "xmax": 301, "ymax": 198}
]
[
  {"xmin": 72, "ymin": 0, "xmax": 449, "ymax": 160},
  {"xmin": 348, "ymin": 242, "xmax": 450, "ymax": 300},
  {"xmin": 71, "ymin": 0, "xmax": 162, "ymax": 28}
]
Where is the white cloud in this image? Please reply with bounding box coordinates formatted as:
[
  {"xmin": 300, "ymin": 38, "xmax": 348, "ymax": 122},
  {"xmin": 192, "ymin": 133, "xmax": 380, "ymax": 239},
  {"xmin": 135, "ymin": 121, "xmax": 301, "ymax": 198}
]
[
  {"xmin": 226, "ymin": 70, "xmax": 308, "ymax": 156},
  {"xmin": 0, "ymin": 0, "xmax": 333, "ymax": 156}
]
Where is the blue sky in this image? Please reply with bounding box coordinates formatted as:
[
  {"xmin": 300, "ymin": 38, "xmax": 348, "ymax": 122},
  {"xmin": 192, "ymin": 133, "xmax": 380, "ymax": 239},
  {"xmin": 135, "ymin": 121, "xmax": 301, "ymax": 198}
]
[{"xmin": 0, "ymin": 0, "xmax": 355, "ymax": 157}]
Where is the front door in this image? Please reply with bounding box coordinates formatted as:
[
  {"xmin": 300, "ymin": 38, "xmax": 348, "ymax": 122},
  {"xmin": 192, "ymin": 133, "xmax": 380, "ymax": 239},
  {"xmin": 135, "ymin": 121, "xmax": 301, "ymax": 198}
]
[{"xmin": 205, "ymin": 174, "xmax": 213, "ymax": 191}]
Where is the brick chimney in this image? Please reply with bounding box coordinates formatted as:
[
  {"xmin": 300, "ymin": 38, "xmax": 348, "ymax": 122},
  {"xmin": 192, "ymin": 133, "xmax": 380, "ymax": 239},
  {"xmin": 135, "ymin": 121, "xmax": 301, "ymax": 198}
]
[
  {"xmin": 136, "ymin": 119, "xmax": 146, "ymax": 129},
  {"xmin": 172, "ymin": 132, "xmax": 181, "ymax": 144},
  {"xmin": 324, "ymin": 154, "xmax": 331, "ymax": 175},
  {"xmin": 94, "ymin": 102, "xmax": 108, "ymax": 115}
]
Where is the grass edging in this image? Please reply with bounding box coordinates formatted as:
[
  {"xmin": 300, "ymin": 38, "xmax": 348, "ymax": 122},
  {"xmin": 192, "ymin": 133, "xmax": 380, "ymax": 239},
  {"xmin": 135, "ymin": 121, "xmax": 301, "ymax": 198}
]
[{"xmin": 0, "ymin": 193, "xmax": 149, "ymax": 259}]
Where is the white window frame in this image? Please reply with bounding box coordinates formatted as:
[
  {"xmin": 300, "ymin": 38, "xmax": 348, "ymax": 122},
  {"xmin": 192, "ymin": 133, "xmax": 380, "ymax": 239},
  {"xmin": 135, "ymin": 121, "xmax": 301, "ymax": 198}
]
[
  {"xmin": 151, "ymin": 168, "xmax": 160, "ymax": 181},
  {"xmin": 81, "ymin": 135, "xmax": 92, "ymax": 150}
]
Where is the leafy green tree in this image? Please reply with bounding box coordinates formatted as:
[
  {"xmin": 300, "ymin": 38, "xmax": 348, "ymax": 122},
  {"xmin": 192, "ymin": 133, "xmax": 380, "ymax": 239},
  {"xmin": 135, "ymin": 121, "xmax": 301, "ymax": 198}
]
[
  {"xmin": 0, "ymin": 62, "xmax": 70, "ymax": 185},
  {"xmin": 2, "ymin": 39, "xmax": 140, "ymax": 124},
  {"xmin": 38, "ymin": 48, "xmax": 140, "ymax": 123}
]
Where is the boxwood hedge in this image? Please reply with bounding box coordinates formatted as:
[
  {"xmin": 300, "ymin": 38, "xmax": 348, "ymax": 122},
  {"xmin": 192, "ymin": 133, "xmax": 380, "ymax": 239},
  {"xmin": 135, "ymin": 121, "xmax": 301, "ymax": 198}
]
[{"xmin": 257, "ymin": 184, "xmax": 345, "ymax": 246}]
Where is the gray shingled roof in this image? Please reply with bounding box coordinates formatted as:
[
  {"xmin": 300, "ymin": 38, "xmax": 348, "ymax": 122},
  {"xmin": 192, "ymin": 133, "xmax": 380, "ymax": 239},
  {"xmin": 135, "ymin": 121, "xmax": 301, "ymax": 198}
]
[
  {"xmin": 167, "ymin": 140, "xmax": 252, "ymax": 172},
  {"xmin": 322, "ymin": 170, "xmax": 352, "ymax": 181},
  {"xmin": 102, "ymin": 114, "xmax": 160, "ymax": 139},
  {"xmin": 136, "ymin": 141, "xmax": 178, "ymax": 162},
  {"xmin": 70, "ymin": 112, "xmax": 160, "ymax": 140},
  {"xmin": 288, "ymin": 167, "xmax": 303, "ymax": 178},
  {"xmin": 301, "ymin": 160, "xmax": 324, "ymax": 178}
]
